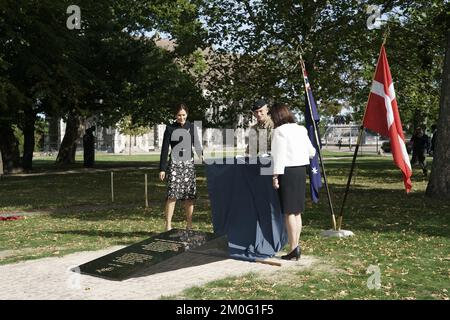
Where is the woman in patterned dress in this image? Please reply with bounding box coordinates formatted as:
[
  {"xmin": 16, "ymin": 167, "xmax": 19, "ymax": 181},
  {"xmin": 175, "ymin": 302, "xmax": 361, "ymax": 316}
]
[{"xmin": 159, "ymin": 104, "xmax": 203, "ymax": 231}]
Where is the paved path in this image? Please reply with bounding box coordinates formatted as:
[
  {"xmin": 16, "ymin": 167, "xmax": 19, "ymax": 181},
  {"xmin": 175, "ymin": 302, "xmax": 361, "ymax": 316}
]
[{"xmin": 0, "ymin": 246, "xmax": 317, "ymax": 300}]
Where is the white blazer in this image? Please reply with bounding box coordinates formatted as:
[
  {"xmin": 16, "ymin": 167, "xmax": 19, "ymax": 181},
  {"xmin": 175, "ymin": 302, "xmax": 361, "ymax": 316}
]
[{"xmin": 271, "ymin": 123, "xmax": 316, "ymax": 175}]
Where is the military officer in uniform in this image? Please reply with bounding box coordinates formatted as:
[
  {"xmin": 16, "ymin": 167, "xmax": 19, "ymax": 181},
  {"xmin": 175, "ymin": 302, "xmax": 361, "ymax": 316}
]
[{"xmin": 245, "ymin": 99, "xmax": 274, "ymax": 157}]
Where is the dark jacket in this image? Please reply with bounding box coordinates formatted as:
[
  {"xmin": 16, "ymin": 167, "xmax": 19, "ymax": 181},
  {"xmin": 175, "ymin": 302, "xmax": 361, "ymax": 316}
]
[
  {"xmin": 410, "ymin": 134, "xmax": 430, "ymax": 154},
  {"xmin": 159, "ymin": 120, "xmax": 203, "ymax": 172}
]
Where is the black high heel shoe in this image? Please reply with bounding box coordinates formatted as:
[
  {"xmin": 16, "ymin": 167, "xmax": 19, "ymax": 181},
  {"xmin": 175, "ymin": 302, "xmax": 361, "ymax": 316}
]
[{"xmin": 281, "ymin": 246, "xmax": 301, "ymax": 261}]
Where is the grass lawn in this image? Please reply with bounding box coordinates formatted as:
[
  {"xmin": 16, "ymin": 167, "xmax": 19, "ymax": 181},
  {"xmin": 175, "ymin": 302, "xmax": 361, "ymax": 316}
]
[{"xmin": 0, "ymin": 153, "xmax": 449, "ymax": 299}]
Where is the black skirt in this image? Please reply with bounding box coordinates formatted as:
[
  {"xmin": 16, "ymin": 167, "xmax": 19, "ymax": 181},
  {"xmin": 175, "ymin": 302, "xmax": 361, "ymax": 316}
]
[{"xmin": 278, "ymin": 165, "xmax": 307, "ymax": 214}]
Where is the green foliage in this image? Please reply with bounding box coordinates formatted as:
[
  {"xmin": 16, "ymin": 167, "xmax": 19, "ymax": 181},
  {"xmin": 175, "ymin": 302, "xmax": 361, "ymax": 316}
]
[
  {"xmin": 34, "ymin": 117, "xmax": 48, "ymax": 151},
  {"xmin": 200, "ymin": 0, "xmax": 447, "ymax": 131},
  {"xmin": 9, "ymin": 117, "xmax": 53, "ymax": 155},
  {"xmin": 0, "ymin": 0, "xmax": 208, "ymax": 152},
  {"xmin": 349, "ymin": 0, "xmax": 447, "ymax": 133},
  {"xmin": 12, "ymin": 126, "xmax": 24, "ymax": 154},
  {"xmin": 117, "ymin": 115, "xmax": 151, "ymax": 136}
]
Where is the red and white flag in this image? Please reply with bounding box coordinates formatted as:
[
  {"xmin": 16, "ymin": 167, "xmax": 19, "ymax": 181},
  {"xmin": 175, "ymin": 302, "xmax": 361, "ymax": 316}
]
[{"xmin": 363, "ymin": 45, "xmax": 412, "ymax": 193}]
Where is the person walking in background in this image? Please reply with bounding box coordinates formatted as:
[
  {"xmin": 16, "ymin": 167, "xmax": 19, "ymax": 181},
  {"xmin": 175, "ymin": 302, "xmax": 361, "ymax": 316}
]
[
  {"xmin": 410, "ymin": 127, "xmax": 430, "ymax": 177},
  {"xmin": 270, "ymin": 103, "xmax": 316, "ymax": 260},
  {"xmin": 159, "ymin": 103, "xmax": 203, "ymax": 231},
  {"xmin": 83, "ymin": 126, "xmax": 96, "ymax": 168}
]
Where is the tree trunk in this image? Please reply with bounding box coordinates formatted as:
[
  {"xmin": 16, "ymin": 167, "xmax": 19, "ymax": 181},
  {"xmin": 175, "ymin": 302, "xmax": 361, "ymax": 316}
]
[
  {"xmin": 22, "ymin": 108, "xmax": 36, "ymax": 171},
  {"xmin": 426, "ymin": 30, "xmax": 450, "ymax": 198},
  {"xmin": 0, "ymin": 124, "xmax": 22, "ymax": 173},
  {"xmin": 0, "ymin": 149, "xmax": 3, "ymax": 175},
  {"xmin": 56, "ymin": 112, "xmax": 82, "ymax": 164}
]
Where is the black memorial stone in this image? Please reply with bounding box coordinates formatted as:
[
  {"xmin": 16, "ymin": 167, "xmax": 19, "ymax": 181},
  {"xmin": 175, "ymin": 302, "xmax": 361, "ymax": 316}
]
[{"xmin": 76, "ymin": 229, "xmax": 223, "ymax": 281}]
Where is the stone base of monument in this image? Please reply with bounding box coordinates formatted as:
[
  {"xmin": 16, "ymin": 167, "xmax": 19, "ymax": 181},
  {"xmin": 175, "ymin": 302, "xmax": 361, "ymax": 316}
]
[
  {"xmin": 321, "ymin": 229, "xmax": 355, "ymax": 238},
  {"xmin": 76, "ymin": 229, "xmax": 227, "ymax": 281}
]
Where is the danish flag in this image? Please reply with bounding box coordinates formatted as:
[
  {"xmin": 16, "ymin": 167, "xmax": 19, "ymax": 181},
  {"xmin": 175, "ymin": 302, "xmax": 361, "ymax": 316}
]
[{"xmin": 363, "ymin": 45, "xmax": 412, "ymax": 193}]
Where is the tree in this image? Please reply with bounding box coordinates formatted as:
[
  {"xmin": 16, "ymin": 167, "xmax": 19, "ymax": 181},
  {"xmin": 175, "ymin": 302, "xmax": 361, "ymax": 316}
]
[
  {"xmin": 0, "ymin": 149, "xmax": 3, "ymax": 175},
  {"xmin": 199, "ymin": 0, "xmax": 446, "ymax": 131},
  {"xmin": 117, "ymin": 116, "xmax": 151, "ymax": 155},
  {"xmin": 426, "ymin": 29, "xmax": 450, "ymax": 198},
  {"xmin": 0, "ymin": 3, "xmax": 27, "ymax": 172},
  {"xmin": 200, "ymin": 0, "xmax": 385, "ymax": 125},
  {"xmin": 54, "ymin": 0, "xmax": 208, "ymax": 163},
  {"xmin": 0, "ymin": 0, "xmax": 83, "ymax": 169},
  {"xmin": 107, "ymin": 39, "xmax": 209, "ymax": 129},
  {"xmin": 0, "ymin": 0, "xmax": 208, "ymax": 169},
  {"xmin": 353, "ymin": 1, "xmax": 447, "ymax": 133},
  {"xmin": 0, "ymin": 125, "xmax": 21, "ymax": 173}
]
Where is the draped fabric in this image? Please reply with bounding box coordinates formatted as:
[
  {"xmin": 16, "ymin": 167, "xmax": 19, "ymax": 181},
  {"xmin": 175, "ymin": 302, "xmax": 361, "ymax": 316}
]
[{"xmin": 206, "ymin": 159, "xmax": 287, "ymax": 261}]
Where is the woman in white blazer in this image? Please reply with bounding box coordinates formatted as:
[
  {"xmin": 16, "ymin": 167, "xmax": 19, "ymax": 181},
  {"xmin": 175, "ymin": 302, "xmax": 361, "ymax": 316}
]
[{"xmin": 270, "ymin": 103, "xmax": 316, "ymax": 260}]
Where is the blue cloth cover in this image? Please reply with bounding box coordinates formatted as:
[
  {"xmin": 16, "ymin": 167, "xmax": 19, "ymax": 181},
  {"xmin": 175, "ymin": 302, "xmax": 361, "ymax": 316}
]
[{"xmin": 206, "ymin": 159, "xmax": 287, "ymax": 261}]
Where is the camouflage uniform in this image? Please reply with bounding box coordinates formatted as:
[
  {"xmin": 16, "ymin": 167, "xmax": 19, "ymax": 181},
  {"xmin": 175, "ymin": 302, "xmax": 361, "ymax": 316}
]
[{"xmin": 245, "ymin": 117, "xmax": 274, "ymax": 156}]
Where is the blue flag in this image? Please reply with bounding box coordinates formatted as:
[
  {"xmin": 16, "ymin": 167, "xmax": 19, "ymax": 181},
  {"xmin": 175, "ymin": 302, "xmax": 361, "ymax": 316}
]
[{"xmin": 303, "ymin": 69, "xmax": 322, "ymax": 203}]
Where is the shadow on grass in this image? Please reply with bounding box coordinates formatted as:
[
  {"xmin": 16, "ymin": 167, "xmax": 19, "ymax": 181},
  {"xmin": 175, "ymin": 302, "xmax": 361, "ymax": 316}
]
[
  {"xmin": 37, "ymin": 179, "xmax": 447, "ymax": 239},
  {"xmin": 45, "ymin": 209, "xmax": 162, "ymax": 222},
  {"xmin": 0, "ymin": 167, "xmax": 207, "ymax": 211},
  {"xmin": 307, "ymin": 185, "xmax": 450, "ymax": 238},
  {"xmin": 325, "ymin": 158, "xmax": 434, "ymax": 184},
  {"xmin": 30, "ymin": 157, "xmax": 205, "ymax": 174},
  {"xmin": 42, "ymin": 200, "xmax": 211, "ymax": 222},
  {"xmin": 326, "ymin": 161, "xmax": 405, "ymax": 183},
  {"xmin": 168, "ymin": 210, "xmax": 212, "ymax": 225},
  {"xmin": 30, "ymin": 159, "xmax": 159, "ymax": 173}
]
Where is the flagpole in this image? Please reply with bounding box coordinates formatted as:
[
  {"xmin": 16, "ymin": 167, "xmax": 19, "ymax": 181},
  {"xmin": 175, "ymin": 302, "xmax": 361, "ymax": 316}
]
[
  {"xmin": 299, "ymin": 56, "xmax": 337, "ymax": 231},
  {"xmin": 337, "ymin": 42, "xmax": 386, "ymax": 230},
  {"xmin": 337, "ymin": 126, "xmax": 364, "ymax": 230}
]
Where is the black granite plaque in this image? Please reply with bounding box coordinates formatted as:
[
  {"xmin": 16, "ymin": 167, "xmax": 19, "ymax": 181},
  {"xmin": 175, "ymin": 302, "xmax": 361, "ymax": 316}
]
[{"xmin": 76, "ymin": 229, "xmax": 223, "ymax": 281}]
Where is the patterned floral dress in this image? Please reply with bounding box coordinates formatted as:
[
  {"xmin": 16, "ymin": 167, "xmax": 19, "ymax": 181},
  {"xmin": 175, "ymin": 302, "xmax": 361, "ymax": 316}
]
[
  {"xmin": 159, "ymin": 120, "xmax": 201, "ymax": 200},
  {"xmin": 166, "ymin": 159, "xmax": 197, "ymax": 200}
]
